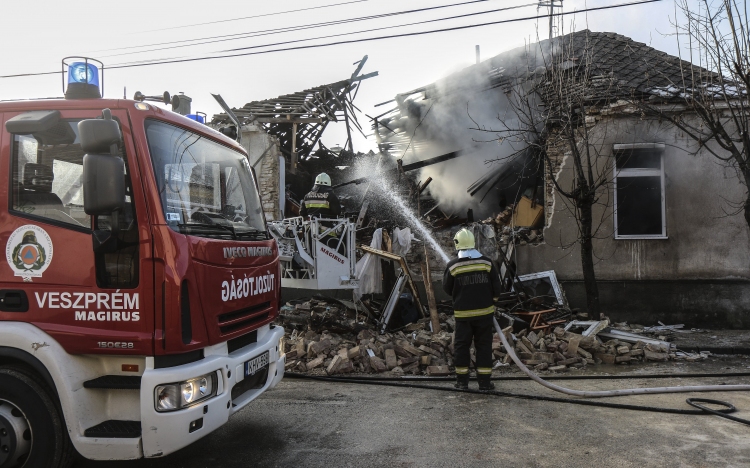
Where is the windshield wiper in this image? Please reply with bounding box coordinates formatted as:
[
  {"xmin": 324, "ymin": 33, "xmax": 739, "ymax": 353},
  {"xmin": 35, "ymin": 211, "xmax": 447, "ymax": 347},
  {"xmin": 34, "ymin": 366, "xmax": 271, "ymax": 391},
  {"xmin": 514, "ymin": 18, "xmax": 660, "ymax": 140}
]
[{"xmin": 234, "ymin": 227, "xmax": 268, "ymax": 240}]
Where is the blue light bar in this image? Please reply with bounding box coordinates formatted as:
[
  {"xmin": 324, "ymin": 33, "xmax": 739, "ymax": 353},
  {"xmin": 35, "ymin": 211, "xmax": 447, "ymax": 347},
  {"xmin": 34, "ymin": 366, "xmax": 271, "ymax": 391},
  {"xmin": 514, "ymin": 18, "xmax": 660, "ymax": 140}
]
[
  {"xmin": 186, "ymin": 114, "xmax": 205, "ymax": 124},
  {"xmin": 68, "ymin": 62, "xmax": 100, "ymax": 87}
]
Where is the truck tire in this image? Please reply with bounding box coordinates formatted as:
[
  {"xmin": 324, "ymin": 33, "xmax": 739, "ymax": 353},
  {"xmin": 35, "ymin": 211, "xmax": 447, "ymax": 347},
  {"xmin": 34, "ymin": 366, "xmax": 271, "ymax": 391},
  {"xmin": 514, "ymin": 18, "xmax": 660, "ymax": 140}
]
[{"xmin": 0, "ymin": 366, "xmax": 73, "ymax": 468}]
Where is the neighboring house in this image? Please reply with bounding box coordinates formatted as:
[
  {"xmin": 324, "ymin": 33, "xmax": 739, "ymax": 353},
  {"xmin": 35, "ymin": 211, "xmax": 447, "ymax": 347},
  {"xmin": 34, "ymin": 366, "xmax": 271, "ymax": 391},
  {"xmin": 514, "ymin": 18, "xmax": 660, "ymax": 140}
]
[
  {"xmin": 376, "ymin": 30, "xmax": 750, "ymax": 328},
  {"xmin": 517, "ymin": 30, "xmax": 750, "ymax": 328}
]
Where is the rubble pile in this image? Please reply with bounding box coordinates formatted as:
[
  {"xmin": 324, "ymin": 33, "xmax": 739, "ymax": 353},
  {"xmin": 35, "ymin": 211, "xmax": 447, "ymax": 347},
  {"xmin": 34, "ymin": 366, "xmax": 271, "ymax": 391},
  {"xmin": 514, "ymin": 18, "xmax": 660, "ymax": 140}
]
[
  {"xmin": 503, "ymin": 326, "xmax": 674, "ymax": 372},
  {"xmin": 279, "ymin": 297, "xmax": 458, "ymax": 376},
  {"xmin": 277, "ymin": 297, "xmax": 695, "ymax": 377}
]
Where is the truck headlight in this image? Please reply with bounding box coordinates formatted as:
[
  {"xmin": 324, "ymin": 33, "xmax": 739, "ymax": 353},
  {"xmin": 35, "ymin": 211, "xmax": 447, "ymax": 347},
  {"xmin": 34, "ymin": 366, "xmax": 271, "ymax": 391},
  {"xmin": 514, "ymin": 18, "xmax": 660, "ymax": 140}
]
[
  {"xmin": 279, "ymin": 336, "xmax": 285, "ymax": 355},
  {"xmin": 155, "ymin": 372, "xmax": 218, "ymax": 412}
]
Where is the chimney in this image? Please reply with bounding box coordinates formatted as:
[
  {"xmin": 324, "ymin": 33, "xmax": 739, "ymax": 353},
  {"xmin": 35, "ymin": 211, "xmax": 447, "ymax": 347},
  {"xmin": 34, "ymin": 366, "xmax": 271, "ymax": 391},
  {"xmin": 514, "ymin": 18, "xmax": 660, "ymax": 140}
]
[{"xmin": 475, "ymin": 45, "xmax": 480, "ymax": 64}]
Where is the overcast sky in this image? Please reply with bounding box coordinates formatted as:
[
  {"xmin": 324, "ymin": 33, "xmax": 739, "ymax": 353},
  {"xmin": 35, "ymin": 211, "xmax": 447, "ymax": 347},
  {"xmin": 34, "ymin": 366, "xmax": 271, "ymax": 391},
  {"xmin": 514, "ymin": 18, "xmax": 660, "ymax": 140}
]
[{"xmin": 1, "ymin": 0, "xmax": 689, "ymax": 152}]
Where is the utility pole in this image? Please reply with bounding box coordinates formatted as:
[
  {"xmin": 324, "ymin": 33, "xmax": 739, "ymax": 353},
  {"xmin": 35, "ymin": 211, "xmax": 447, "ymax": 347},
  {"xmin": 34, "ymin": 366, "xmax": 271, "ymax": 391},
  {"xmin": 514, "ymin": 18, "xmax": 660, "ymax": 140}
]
[{"xmin": 538, "ymin": 0, "xmax": 563, "ymax": 39}]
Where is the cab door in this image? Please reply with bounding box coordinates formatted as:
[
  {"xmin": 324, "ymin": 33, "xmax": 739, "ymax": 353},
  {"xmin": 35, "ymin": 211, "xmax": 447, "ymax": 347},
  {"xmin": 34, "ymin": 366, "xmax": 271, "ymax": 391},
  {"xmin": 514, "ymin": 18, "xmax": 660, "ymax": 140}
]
[{"xmin": 0, "ymin": 107, "xmax": 152, "ymax": 355}]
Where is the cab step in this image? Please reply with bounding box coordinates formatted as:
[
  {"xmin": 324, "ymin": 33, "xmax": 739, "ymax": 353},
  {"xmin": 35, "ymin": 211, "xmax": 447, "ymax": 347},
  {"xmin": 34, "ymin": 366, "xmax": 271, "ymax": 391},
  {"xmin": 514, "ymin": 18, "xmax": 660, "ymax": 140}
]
[
  {"xmin": 84, "ymin": 420, "xmax": 141, "ymax": 438},
  {"xmin": 83, "ymin": 375, "xmax": 141, "ymax": 390}
]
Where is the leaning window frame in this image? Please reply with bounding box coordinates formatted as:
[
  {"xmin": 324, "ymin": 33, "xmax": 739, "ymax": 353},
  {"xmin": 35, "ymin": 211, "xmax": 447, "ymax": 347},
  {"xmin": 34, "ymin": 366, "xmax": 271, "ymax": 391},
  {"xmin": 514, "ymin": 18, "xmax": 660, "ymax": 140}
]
[{"xmin": 612, "ymin": 142, "xmax": 667, "ymax": 240}]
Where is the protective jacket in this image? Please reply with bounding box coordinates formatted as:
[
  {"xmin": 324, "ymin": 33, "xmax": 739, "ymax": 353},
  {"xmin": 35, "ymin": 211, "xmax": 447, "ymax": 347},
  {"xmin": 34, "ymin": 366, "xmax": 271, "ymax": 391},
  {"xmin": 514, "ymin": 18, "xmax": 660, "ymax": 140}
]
[
  {"xmin": 442, "ymin": 254, "xmax": 502, "ymax": 320},
  {"xmin": 299, "ymin": 185, "xmax": 341, "ymax": 219}
]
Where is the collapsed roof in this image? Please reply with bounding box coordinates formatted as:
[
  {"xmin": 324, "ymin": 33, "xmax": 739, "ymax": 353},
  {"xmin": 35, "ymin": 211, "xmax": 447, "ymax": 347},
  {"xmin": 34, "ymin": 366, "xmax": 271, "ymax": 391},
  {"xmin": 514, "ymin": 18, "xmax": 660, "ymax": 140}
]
[
  {"xmin": 212, "ymin": 56, "xmax": 377, "ymax": 171},
  {"xmin": 370, "ymin": 30, "xmax": 728, "ymax": 210},
  {"xmin": 375, "ymin": 29, "xmax": 723, "ymax": 154}
]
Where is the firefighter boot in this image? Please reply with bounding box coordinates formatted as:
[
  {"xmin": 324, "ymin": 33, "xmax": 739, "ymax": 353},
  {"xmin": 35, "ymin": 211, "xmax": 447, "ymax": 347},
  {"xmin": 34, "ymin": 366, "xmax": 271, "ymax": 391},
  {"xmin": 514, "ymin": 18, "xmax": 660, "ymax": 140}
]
[
  {"xmin": 454, "ymin": 373, "xmax": 469, "ymax": 390},
  {"xmin": 478, "ymin": 375, "xmax": 495, "ymax": 391}
]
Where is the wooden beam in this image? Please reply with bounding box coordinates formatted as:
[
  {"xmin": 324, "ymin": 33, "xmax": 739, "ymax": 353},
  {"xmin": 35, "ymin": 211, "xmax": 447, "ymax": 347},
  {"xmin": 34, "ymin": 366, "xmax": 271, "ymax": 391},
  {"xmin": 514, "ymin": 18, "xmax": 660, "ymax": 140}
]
[
  {"xmin": 343, "ymin": 101, "xmax": 354, "ymax": 152},
  {"xmin": 290, "ymin": 121, "xmax": 298, "ymax": 174},
  {"xmin": 418, "ymin": 177, "xmax": 433, "ymax": 194},
  {"xmin": 349, "ymin": 71, "xmax": 379, "ymax": 83},
  {"xmin": 421, "ymin": 252, "xmax": 441, "ymax": 334}
]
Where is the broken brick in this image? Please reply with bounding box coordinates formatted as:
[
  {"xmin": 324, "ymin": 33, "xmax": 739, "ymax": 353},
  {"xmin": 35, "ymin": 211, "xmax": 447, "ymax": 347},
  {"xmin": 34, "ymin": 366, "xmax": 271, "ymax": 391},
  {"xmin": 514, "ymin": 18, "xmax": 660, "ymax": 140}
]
[
  {"xmin": 385, "ymin": 349, "xmax": 398, "ymax": 370},
  {"xmin": 426, "ymin": 366, "xmax": 451, "ymax": 376}
]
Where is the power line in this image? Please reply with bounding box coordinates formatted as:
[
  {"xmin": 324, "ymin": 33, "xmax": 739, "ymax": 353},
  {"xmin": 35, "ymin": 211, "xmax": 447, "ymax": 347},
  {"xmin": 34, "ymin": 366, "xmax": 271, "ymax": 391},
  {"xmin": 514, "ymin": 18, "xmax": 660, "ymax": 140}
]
[
  {"xmin": 0, "ymin": 0, "xmax": 663, "ymax": 79},
  {"xmin": 217, "ymin": 2, "xmax": 538, "ymax": 55},
  {"xmin": 115, "ymin": 0, "xmax": 663, "ymax": 67},
  {"xmin": 153, "ymin": 0, "xmax": 371, "ymax": 32},
  {"xmin": 100, "ymin": 0, "xmax": 507, "ymax": 57}
]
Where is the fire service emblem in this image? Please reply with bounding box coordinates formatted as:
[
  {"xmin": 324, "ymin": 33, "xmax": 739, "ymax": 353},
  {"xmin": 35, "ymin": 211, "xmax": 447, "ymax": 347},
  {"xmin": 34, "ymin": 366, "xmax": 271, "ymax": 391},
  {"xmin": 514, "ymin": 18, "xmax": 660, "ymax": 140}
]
[{"xmin": 6, "ymin": 225, "xmax": 54, "ymax": 281}]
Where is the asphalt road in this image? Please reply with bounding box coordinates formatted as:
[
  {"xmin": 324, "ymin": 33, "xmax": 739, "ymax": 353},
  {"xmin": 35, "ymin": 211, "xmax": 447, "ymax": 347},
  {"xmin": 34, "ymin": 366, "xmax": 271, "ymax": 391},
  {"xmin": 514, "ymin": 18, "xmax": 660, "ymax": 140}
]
[{"xmin": 77, "ymin": 358, "xmax": 750, "ymax": 468}]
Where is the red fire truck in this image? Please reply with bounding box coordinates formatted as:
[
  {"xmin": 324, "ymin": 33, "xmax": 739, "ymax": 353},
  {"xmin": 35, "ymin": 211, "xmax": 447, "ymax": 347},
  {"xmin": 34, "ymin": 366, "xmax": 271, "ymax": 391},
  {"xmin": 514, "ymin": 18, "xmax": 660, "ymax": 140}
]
[{"xmin": 0, "ymin": 60, "xmax": 285, "ymax": 467}]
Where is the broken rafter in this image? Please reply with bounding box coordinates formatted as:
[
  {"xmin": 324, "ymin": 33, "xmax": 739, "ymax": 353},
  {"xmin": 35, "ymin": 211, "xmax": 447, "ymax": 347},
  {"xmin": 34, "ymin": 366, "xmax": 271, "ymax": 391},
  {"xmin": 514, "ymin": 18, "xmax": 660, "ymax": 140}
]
[
  {"xmin": 211, "ymin": 56, "xmax": 377, "ymax": 162},
  {"xmin": 333, "ymin": 150, "xmax": 465, "ymax": 188}
]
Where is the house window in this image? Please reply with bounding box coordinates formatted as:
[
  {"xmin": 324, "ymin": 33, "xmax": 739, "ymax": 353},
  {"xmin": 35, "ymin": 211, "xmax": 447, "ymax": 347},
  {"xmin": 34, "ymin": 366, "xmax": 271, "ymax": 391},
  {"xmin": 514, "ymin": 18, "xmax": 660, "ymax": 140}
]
[{"xmin": 613, "ymin": 143, "xmax": 666, "ymax": 239}]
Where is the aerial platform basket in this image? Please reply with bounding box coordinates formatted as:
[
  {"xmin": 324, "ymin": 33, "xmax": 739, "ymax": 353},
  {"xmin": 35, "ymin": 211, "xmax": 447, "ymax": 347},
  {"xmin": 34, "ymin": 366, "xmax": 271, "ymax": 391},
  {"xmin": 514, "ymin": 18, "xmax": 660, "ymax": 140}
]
[{"xmin": 268, "ymin": 217, "xmax": 359, "ymax": 290}]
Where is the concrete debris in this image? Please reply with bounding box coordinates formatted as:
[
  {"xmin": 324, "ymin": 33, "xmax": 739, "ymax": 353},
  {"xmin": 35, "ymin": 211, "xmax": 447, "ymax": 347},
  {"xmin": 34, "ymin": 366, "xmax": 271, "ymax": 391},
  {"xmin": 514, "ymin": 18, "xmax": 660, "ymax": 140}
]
[
  {"xmin": 279, "ymin": 298, "xmax": 456, "ymax": 376},
  {"xmin": 278, "ymin": 296, "xmax": 693, "ymax": 376},
  {"xmin": 280, "ymin": 299, "xmax": 708, "ymax": 376}
]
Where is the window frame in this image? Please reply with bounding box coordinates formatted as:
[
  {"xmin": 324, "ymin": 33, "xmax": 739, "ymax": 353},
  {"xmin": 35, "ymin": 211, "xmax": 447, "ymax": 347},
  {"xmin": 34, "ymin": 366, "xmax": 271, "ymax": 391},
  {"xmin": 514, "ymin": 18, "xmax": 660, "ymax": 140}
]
[
  {"xmin": 612, "ymin": 143, "xmax": 668, "ymax": 240},
  {"xmin": 8, "ymin": 121, "xmax": 92, "ymax": 234},
  {"xmin": 143, "ymin": 117, "xmax": 268, "ymax": 236}
]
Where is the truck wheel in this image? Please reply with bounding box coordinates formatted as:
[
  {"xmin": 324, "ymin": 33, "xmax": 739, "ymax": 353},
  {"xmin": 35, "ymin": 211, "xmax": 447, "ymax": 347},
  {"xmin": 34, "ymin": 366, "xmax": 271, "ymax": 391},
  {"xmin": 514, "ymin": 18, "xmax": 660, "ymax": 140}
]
[{"xmin": 0, "ymin": 366, "xmax": 73, "ymax": 468}]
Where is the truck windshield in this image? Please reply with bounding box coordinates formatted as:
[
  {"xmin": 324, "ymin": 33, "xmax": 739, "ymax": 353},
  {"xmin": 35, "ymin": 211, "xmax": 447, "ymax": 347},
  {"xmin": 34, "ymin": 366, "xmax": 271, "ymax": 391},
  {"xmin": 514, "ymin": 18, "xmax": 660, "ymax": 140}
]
[{"xmin": 145, "ymin": 120, "xmax": 267, "ymax": 240}]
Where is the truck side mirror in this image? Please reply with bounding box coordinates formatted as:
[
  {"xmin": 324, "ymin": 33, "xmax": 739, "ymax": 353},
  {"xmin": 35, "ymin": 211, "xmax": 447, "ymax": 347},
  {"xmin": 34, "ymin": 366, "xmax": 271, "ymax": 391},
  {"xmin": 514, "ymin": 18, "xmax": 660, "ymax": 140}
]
[
  {"xmin": 79, "ymin": 109, "xmax": 121, "ymax": 154},
  {"xmin": 79, "ymin": 109, "xmax": 126, "ymax": 253},
  {"xmin": 82, "ymin": 153, "xmax": 125, "ymax": 215}
]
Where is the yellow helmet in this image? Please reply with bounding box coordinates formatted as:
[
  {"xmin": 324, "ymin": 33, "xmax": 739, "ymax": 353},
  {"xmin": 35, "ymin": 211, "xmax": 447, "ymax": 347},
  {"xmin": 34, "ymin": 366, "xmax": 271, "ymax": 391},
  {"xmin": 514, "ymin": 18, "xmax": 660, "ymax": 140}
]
[
  {"xmin": 315, "ymin": 173, "xmax": 331, "ymax": 186},
  {"xmin": 453, "ymin": 228, "xmax": 475, "ymax": 250}
]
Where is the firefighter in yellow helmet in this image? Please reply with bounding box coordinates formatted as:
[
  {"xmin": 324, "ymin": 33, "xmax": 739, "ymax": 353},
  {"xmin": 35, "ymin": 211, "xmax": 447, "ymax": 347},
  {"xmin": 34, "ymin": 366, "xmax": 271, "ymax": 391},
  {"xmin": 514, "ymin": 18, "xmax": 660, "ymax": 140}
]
[
  {"xmin": 442, "ymin": 228, "xmax": 502, "ymax": 391},
  {"xmin": 300, "ymin": 173, "xmax": 341, "ymax": 219}
]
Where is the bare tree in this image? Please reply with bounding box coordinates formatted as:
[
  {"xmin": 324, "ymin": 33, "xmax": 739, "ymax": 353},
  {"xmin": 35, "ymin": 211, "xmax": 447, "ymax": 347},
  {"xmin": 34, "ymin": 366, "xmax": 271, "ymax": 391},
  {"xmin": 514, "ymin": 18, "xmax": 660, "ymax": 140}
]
[
  {"xmin": 639, "ymin": 0, "xmax": 750, "ymax": 227},
  {"xmin": 469, "ymin": 32, "xmax": 625, "ymax": 317}
]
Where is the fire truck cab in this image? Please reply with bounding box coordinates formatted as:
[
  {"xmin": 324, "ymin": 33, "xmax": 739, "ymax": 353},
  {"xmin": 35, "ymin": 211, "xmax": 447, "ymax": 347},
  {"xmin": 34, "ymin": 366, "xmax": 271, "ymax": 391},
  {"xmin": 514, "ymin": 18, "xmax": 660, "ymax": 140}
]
[{"xmin": 0, "ymin": 61, "xmax": 285, "ymax": 467}]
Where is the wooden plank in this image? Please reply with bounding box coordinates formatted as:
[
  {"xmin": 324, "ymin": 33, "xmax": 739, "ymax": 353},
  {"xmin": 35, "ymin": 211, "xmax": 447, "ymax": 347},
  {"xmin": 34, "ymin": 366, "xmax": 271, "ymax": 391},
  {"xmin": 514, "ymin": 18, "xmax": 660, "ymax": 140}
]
[
  {"xmin": 355, "ymin": 201, "xmax": 369, "ymax": 229},
  {"xmin": 361, "ymin": 245, "xmax": 401, "ymax": 261},
  {"xmin": 421, "ymin": 252, "xmax": 441, "ymax": 334},
  {"xmin": 290, "ymin": 122, "xmax": 298, "ymax": 173}
]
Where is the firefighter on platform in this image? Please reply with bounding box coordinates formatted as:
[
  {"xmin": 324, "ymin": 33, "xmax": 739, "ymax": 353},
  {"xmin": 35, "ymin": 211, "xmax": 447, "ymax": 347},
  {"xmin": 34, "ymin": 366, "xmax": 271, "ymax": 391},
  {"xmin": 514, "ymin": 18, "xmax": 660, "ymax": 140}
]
[
  {"xmin": 443, "ymin": 228, "xmax": 503, "ymax": 391},
  {"xmin": 300, "ymin": 173, "xmax": 341, "ymax": 219}
]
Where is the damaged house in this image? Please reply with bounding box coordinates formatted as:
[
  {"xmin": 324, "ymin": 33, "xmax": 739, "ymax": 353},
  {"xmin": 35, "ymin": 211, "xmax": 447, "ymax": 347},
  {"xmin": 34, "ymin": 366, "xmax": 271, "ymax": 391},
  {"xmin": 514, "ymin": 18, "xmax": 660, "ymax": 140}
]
[{"xmin": 373, "ymin": 30, "xmax": 750, "ymax": 328}]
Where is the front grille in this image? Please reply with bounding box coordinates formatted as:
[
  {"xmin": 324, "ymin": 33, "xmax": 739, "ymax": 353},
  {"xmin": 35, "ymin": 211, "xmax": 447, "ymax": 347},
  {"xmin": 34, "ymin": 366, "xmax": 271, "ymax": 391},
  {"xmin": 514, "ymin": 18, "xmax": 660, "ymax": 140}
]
[
  {"xmin": 236, "ymin": 231, "xmax": 270, "ymax": 241},
  {"xmin": 154, "ymin": 350, "xmax": 204, "ymax": 369},
  {"xmin": 227, "ymin": 330, "xmax": 258, "ymax": 354},
  {"xmin": 218, "ymin": 301, "xmax": 272, "ymax": 335}
]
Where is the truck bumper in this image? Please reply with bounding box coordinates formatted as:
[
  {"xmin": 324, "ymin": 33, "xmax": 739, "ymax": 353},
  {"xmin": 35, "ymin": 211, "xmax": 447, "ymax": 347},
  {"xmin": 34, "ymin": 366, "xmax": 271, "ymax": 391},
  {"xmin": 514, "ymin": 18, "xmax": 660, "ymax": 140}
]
[{"xmin": 139, "ymin": 324, "xmax": 285, "ymax": 458}]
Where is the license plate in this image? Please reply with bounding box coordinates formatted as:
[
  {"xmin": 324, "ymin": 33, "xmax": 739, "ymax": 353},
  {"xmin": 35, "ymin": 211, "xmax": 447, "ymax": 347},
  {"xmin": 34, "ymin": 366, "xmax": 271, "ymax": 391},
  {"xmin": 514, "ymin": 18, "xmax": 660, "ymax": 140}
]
[{"xmin": 244, "ymin": 351, "xmax": 269, "ymax": 377}]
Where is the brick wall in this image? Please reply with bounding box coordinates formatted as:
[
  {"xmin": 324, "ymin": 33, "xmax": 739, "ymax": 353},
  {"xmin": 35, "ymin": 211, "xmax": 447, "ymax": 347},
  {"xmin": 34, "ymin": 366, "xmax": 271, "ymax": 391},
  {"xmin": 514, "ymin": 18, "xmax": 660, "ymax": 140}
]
[{"xmin": 240, "ymin": 124, "xmax": 283, "ymax": 221}]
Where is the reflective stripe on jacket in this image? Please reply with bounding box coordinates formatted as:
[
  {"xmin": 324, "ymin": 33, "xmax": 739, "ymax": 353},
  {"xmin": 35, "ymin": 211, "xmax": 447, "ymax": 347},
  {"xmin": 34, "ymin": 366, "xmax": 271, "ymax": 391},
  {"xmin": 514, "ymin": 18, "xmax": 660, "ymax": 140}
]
[
  {"xmin": 442, "ymin": 254, "xmax": 502, "ymax": 320},
  {"xmin": 299, "ymin": 185, "xmax": 341, "ymax": 219}
]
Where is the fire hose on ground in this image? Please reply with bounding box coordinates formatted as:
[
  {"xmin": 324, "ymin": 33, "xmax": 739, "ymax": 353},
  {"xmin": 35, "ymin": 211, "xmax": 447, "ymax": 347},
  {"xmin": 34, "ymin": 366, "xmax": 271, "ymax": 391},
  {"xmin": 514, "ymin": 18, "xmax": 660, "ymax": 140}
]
[
  {"xmin": 285, "ymin": 317, "xmax": 750, "ymax": 427},
  {"xmin": 490, "ymin": 317, "xmax": 750, "ymax": 398}
]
